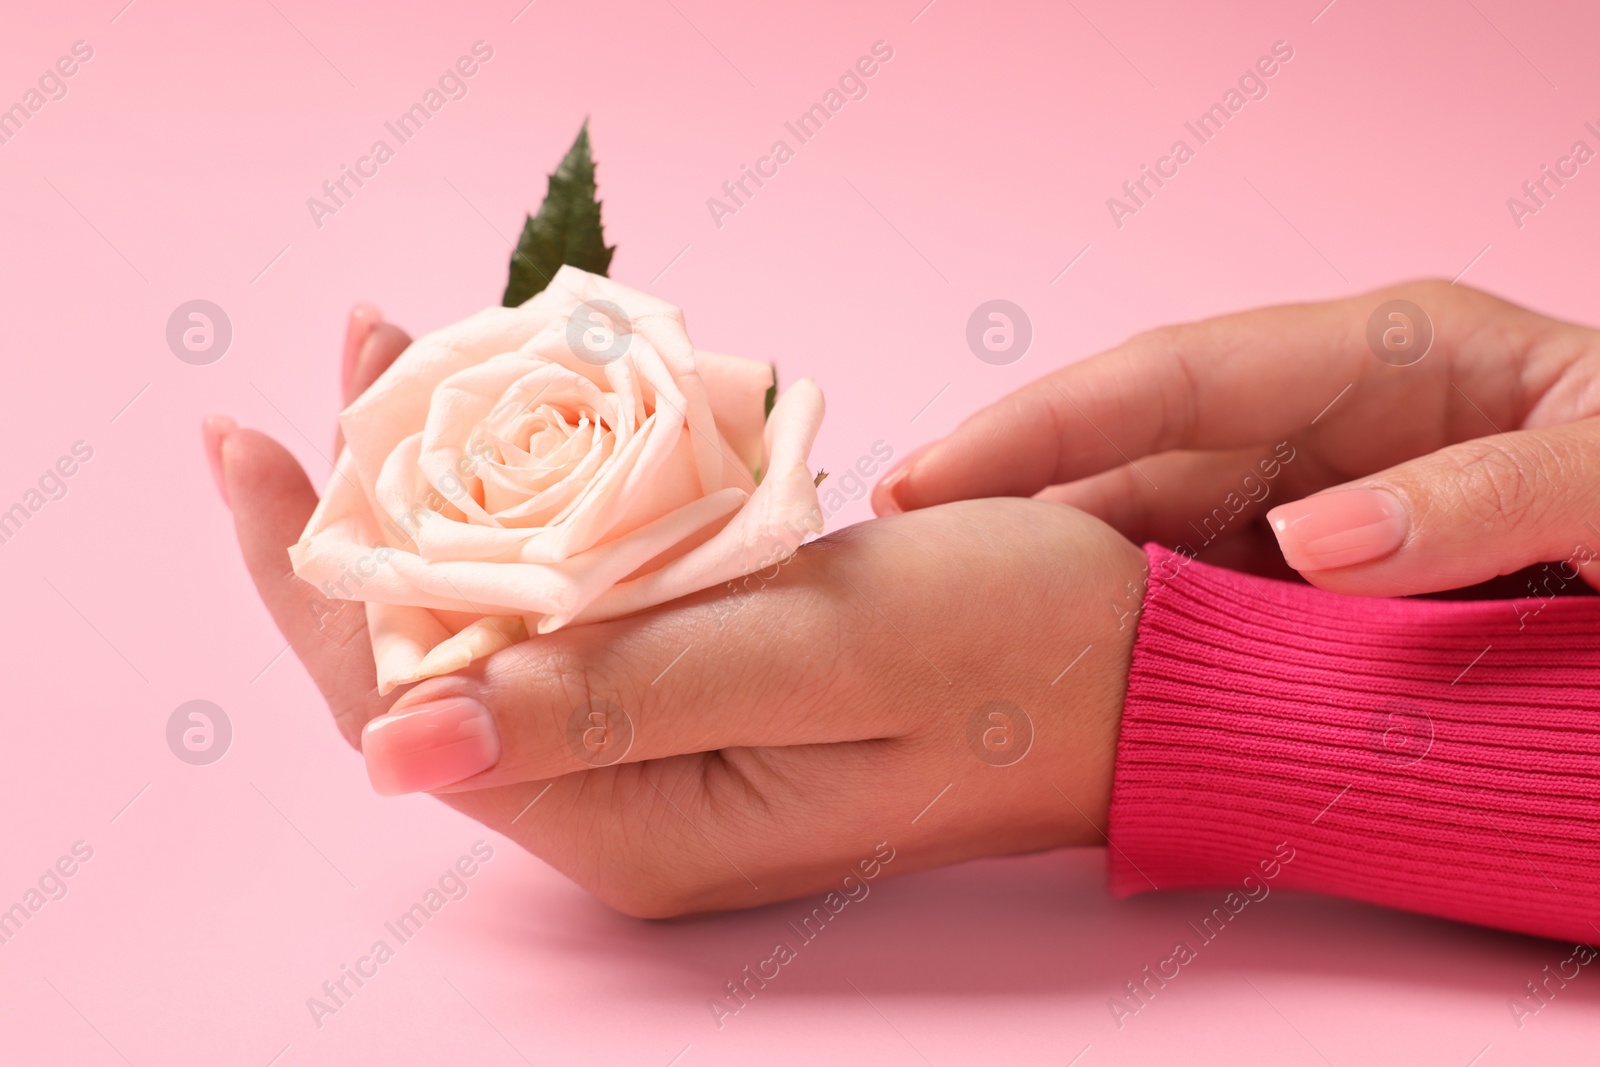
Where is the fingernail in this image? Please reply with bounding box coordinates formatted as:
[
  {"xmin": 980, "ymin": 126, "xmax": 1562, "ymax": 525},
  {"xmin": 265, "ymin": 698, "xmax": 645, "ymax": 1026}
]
[
  {"xmin": 342, "ymin": 304, "xmax": 382, "ymax": 395},
  {"xmin": 872, "ymin": 443, "xmax": 933, "ymax": 516},
  {"xmin": 361, "ymin": 697, "xmax": 499, "ymax": 796},
  {"xmin": 1268, "ymin": 488, "xmax": 1408, "ymax": 571},
  {"xmin": 201, "ymin": 415, "xmax": 237, "ymax": 509}
]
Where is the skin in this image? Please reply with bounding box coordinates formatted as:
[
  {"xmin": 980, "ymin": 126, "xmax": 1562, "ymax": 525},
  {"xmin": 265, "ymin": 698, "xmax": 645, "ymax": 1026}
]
[
  {"xmin": 879, "ymin": 280, "xmax": 1600, "ymax": 595},
  {"xmin": 214, "ymin": 310, "xmax": 1148, "ymax": 919}
]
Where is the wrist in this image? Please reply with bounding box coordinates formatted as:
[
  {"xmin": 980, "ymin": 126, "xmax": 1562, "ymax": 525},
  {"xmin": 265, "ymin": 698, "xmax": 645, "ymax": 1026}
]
[{"xmin": 1010, "ymin": 507, "xmax": 1146, "ymax": 849}]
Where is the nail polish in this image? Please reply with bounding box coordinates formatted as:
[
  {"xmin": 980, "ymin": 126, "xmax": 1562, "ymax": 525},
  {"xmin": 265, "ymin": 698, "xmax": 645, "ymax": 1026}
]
[
  {"xmin": 872, "ymin": 442, "xmax": 933, "ymax": 516},
  {"xmin": 201, "ymin": 415, "xmax": 237, "ymax": 508},
  {"xmin": 1268, "ymin": 488, "xmax": 1409, "ymax": 572},
  {"xmin": 361, "ymin": 697, "xmax": 499, "ymax": 796},
  {"xmin": 342, "ymin": 304, "xmax": 382, "ymax": 396}
]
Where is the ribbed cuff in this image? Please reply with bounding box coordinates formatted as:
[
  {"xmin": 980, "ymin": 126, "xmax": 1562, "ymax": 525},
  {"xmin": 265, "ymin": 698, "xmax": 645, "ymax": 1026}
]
[{"xmin": 1107, "ymin": 544, "xmax": 1600, "ymax": 943}]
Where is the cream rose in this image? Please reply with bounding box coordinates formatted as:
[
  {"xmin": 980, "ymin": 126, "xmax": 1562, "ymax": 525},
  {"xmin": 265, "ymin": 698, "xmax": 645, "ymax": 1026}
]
[{"xmin": 291, "ymin": 266, "xmax": 825, "ymax": 693}]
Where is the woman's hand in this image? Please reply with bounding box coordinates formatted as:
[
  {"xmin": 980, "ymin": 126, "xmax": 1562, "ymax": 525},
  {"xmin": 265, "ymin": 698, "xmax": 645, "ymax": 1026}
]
[
  {"xmin": 876, "ymin": 280, "xmax": 1600, "ymax": 596},
  {"xmin": 209, "ymin": 309, "xmax": 1147, "ymax": 918}
]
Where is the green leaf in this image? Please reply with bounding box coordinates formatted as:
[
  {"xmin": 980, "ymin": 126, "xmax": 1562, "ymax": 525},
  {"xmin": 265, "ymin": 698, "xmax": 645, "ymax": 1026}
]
[
  {"xmin": 502, "ymin": 120, "xmax": 616, "ymax": 307},
  {"xmin": 763, "ymin": 365, "xmax": 777, "ymax": 420}
]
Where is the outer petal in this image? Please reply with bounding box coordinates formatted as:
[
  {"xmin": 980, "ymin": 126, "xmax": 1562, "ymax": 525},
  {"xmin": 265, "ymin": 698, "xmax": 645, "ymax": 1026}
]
[
  {"xmin": 292, "ymin": 446, "xmax": 387, "ymax": 587},
  {"xmin": 540, "ymin": 263, "xmax": 684, "ymax": 323},
  {"xmin": 366, "ymin": 601, "xmax": 453, "ymax": 695},
  {"xmin": 570, "ymin": 378, "xmax": 825, "ymax": 625},
  {"xmin": 632, "ymin": 313, "xmax": 725, "ymax": 496},
  {"xmin": 371, "ymin": 488, "xmax": 748, "ymax": 688},
  {"xmin": 536, "ymin": 486, "xmax": 747, "ymax": 631},
  {"xmin": 695, "ymin": 350, "xmax": 773, "ymax": 477},
  {"xmin": 405, "ymin": 616, "xmax": 529, "ymax": 691}
]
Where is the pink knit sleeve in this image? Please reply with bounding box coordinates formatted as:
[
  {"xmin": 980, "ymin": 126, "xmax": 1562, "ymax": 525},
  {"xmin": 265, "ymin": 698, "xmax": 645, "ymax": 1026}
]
[{"xmin": 1107, "ymin": 543, "xmax": 1600, "ymax": 943}]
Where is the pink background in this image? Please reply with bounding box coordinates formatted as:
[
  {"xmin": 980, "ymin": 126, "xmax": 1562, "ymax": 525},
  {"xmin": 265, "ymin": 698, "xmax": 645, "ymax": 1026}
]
[{"xmin": 3, "ymin": 0, "xmax": 1598, "ymax": 1062}]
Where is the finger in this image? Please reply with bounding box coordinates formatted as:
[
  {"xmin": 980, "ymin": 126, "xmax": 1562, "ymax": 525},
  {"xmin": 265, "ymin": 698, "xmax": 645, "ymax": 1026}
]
[
  {"xmin": 875, "ymin": 280, "xmax": 1528, "ymax": 515},
  {"xmin": 219, "ymin": 425, "xmax": 392, "ymax": 744},
  {"xmin": 335, "ymin": 317, "xmax": 412, "ymax": 453},
  {"xmin": 1035, "ymin": 444, "xmax": 1315, "ymax": 547},
  {"xmin": 346, "ymin": 321, "xmax": 412, "ymax": 406},
  {"xmin": 340, "ymin": 304, "xmax": 382, "ymax": 400},
  {"xmin": 1265, "ymin": 418, "xmax": 1600, "ymax": 596},
  {"xmin": 427, "ymin": 744, "xmax": 909, "ymax": 918}
]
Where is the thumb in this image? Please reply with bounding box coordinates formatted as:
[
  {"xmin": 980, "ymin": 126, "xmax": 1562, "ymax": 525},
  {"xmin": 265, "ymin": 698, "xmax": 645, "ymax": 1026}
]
[
  {"xmin": 352, "ymin": 535, "xmax": 916, "ymax": 795},
  {"xmin": 1265, "ymin": 419, "xmax": 1600, "ymax": 596}
]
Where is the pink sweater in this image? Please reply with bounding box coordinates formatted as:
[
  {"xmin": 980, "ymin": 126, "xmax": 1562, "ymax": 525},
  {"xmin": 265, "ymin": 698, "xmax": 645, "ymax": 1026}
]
[{"xmin": 1107, "ymin": 544, "xmax": 1600, "ymax": 943}]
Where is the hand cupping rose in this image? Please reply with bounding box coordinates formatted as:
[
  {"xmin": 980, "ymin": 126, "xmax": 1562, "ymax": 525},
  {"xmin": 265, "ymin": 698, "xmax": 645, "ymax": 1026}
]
[{"xmin": 291, "ymin": 266, "xmax": 825, "ymax": 693}]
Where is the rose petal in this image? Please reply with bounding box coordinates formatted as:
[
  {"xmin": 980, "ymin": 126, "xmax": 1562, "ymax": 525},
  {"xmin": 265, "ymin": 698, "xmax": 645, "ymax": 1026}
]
[
  {"xmin": 341, "ymin": 306, "xmax": 559, "ymax": 498},
  {"xmin": 403, "ymin": 615, "xmax": 529, "ymax": 691},
  {"xmin": 294, "ymin": 445, "xmax": 388, "ymax": 569},
  {"xmin": 300, "ymin": 268, "xmax": 830, "ymax": 692},
  {"xmin": 695, "ymin": 349, "xmax": 773, "ymax": 476},
  {"xmin": 367, "ymin": 602, "xmax": 453, "ymax": 695},
  {"xmin": 536, "ymin": 485, "xmax": 747, "ymax": 631},
  {"xmin": 633, "ymin": 313, "xmax": 726, "ymax": 497},
  {"xmin": 570, "ymin": 378, "xmax": 825, "ymax": 625},
  {"xmin": 419, "ymin": 360, "xmax": 609, "ymax": 527},
  {"xmin": 375, "ymin": 488, "xmax": 748, "ymax": 688}
]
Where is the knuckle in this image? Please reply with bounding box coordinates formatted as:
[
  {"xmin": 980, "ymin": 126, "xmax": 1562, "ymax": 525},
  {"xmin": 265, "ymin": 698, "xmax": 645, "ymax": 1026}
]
[
  {"xmin": 1135, "ymin": 322, "xmax": 1185, "ymax": 353},
  {"xmin": 1400, "ymin": 277, "xmax": 1454, "ymax": 301},
  {"xmin": 1132, "ymin": 323, "xmax": 1200, "ymax": 453},
  {"xmin": 535, "ymin": 639, "xmax": 647, "ymax": 768},
  {"xmin": 542, "ymin": 639, "xmax": 638, "ymax": 718},
  {"xmin": 1444, "ymin": 438, "xmax": 1553, "ymax": 530}
]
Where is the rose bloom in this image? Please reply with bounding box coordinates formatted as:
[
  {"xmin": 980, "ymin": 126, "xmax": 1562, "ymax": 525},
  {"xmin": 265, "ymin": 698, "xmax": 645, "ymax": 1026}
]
[{"xmin": 292, "ymin": 267, "xmax": 825, "ymax": 693}]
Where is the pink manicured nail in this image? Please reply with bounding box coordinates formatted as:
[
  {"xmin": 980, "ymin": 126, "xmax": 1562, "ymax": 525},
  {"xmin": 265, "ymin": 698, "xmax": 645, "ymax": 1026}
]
[
  {"xmin": 871, "ymin": 443, "xmax": 933, "ymax": 516},
  {"xmin": 201, "ymin": 415, "xmax": 237, "ymax": 508},
  {"xmin": 1268, "ymin": 488, "xmax": 1409, "ymax": 571},
  {"xmin": 361, "ymin": 697, "xmax": 499, "ymax": 796},
  {"xmin": 342, "ymin": 304, "xmax": 382, "ymax": 395}
]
